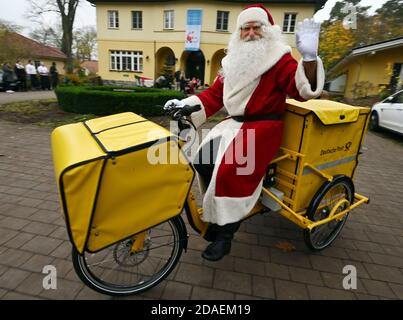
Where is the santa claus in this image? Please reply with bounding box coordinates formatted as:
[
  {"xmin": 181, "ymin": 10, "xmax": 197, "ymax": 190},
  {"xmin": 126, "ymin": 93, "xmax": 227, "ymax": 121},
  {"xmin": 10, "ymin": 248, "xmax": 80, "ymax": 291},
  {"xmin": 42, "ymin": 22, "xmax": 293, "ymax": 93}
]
[{"xmin": 164, "ymin": 4, "xmax": 325, "ymax": 261}]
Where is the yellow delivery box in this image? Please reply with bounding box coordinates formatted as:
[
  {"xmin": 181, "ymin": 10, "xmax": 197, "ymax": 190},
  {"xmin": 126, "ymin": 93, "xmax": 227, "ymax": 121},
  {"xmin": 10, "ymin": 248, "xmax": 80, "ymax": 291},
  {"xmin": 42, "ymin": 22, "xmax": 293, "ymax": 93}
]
[
  {"xmin": 51, "ymin": 112, "xmax": 194, "ymax": 254},
  {"xmin": 275, "ymin": 99, "xmax": 371, "ymax": 214}
]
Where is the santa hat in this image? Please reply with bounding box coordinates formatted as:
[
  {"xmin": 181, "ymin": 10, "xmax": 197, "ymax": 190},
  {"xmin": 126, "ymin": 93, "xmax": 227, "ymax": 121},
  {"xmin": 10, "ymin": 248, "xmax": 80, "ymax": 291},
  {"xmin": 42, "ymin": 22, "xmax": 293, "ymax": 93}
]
[{"xmin": 236, "ymin": 4, "xmax": 275, "ymax": 29}]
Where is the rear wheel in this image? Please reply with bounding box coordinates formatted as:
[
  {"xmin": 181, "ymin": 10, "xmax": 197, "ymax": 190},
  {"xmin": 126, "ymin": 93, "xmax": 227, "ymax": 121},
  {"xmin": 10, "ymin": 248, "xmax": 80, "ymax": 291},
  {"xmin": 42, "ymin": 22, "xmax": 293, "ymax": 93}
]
[
  {"xmin": 369, "ymin": 112, "xmax": 379, "ymax": 131},
  {"xmin": 72, "ymin": 216, "xmax": 186, "ymax": 296},
  {"xmin": 304, "ymin": 175, "xmax": 354, "ymax": 251}
]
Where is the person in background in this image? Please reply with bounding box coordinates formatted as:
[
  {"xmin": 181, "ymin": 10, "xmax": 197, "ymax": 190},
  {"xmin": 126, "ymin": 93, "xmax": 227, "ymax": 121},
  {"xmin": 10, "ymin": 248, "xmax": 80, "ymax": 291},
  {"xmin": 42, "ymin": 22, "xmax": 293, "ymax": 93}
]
[
  {"xmin": 37, "ymin": 62, "xmax": 50, "ymax": 90},
  {"xmin": 50, "ymin": 62, "xmax": 59, "ymax": 89},
  {"xmin": 179, "ymin": 74, "xmax": 187, "ymax": 93},
  {"xmin": 14, "ymin": 59, "xmax": 27, "ymax": 92},
  {"xmin": 174, "ymin": 69, "xmax": 181, "ymax": 91},
  {"xmin": 2, "ymin": 62, "xmax": 15, "ymax": 93},
  {"xmin": 25, "ymin": 60, "xmax": 38, "ymax": 90}
]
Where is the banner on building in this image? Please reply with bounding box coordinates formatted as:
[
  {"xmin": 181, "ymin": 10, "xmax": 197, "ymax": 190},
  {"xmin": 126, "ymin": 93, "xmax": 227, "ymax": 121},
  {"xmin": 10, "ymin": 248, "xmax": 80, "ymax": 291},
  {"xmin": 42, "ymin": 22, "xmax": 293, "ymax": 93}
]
[{"xmin": 185, "ymin": 10, "xmax": 202, "ymax": 51}]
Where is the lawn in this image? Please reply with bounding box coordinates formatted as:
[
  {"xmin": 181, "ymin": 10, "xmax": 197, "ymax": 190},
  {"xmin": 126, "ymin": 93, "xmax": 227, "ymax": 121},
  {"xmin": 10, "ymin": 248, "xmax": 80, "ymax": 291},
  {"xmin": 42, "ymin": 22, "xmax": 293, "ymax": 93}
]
[
  {"xmin": 0, "ymin": 99, "xmax": 98, "ymax": 128},
  {"xmin": 0, "ymin": 99, "xmax": 226, "ymax": 129}
]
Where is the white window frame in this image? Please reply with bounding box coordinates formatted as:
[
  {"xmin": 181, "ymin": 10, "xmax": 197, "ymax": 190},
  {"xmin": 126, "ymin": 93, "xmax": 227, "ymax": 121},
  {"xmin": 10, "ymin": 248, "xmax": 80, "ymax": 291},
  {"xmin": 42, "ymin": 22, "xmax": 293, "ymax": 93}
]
[
  {"xmin": 108, "ymin": 10, "xmax": 119, "ymax": 29},
  {"xmin": 283, "ymin": 13, "xmax": 297, "ymax": 33},
  {"xmin": 216, "ymin": 11, "xmax": 229, "ymax": 32},
  {"xmin": 132, "ymin": 11, "xmax": 143, "ymax": 29},
  {"xmin": 110, "ymin": 50, "xmax": 143, "ymax": 72},
  {"xmin": 164, "ymin": 10, "xmax": 174, "ymax": 30}
]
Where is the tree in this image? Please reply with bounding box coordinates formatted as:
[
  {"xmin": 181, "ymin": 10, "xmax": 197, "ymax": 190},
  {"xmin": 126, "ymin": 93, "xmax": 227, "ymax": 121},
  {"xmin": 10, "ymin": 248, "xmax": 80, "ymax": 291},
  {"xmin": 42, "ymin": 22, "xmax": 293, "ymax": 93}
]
[
  {"xmin": 319, "ymin": 21, "xmax": 355, "ymax": 70},
  {"xmin": 74, "ymin": 26, "xmax": 97, "ymax": 61},
  {"xmin": 319, "ymin": 0, "xmax": 403, "ymax": 70},
  {"xmin": 373, "ymin": 0, "xmax": 403, "ymax": 42},
  {"xmin": 29, "ymin": 25, "xmax": 63, "ymax": 49},
  {"xmin": 28, "ymin": 0, "xmax": 80, "ymax": 73},
  {"xmin": 0, "ymin": 19, "xmax": 27, "ymax": 64}
]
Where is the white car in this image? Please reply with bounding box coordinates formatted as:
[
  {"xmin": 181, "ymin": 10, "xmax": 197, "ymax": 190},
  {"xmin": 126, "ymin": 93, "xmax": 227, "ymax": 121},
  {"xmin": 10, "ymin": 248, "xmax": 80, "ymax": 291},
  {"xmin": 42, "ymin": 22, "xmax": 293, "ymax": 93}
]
[{"xmin": 370, "ymin": 89, "xmax": 403, "ymax": 134}]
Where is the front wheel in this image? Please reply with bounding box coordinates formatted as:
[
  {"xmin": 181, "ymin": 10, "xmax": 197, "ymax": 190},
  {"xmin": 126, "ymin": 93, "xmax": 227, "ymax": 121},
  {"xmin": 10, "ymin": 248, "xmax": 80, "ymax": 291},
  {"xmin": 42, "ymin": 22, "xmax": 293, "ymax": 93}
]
[
  {"xmin": 72, "ymin": 216, "xmax": 186, "ymax": 296},
  {"xmin": 369, "ymin": 112, "xmax": 379, "ymax": 131},
  {"xmin": 303, "ymin": 175, "xmax": 354, "ymax": 251}
]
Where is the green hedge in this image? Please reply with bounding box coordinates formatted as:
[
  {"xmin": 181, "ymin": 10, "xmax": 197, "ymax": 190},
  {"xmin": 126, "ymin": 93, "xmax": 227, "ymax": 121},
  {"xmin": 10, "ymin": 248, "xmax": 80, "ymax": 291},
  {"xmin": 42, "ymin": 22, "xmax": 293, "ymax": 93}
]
[{"xmin": 55, "ymin": 85, "xmax": 185, "ymax": 116}]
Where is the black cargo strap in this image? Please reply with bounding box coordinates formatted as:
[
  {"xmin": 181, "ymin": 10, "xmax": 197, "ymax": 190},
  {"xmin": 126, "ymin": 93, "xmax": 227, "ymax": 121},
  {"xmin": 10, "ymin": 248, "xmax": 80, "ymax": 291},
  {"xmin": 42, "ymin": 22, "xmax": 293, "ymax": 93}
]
[{"xmin": 231, "ymin": 114, "xmax": 283, "ymax": 122}]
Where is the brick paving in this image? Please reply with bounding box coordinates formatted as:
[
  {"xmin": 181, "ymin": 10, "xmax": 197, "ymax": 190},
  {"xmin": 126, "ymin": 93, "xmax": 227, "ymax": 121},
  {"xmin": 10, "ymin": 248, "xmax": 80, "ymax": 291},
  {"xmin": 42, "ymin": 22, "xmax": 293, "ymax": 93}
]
[{"xmin": 1, "ymin": 118, "xmax": 403, "ymax": 300}]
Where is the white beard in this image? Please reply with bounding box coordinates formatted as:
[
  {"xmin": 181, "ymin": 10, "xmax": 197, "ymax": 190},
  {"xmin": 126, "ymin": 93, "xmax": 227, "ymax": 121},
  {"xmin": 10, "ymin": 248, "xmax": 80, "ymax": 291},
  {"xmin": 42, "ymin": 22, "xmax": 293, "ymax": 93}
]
[{"xmin": 221, "ymin": 25, "xmax": 286, "ymax": 89}]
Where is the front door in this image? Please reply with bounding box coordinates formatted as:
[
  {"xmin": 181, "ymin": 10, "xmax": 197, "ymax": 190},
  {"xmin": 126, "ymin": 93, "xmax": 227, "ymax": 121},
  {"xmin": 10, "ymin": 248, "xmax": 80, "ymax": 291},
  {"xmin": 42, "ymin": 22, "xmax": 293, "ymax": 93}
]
[{"xmin": 185, "ymin": 50, "xmax": 205, "ymax": 84}]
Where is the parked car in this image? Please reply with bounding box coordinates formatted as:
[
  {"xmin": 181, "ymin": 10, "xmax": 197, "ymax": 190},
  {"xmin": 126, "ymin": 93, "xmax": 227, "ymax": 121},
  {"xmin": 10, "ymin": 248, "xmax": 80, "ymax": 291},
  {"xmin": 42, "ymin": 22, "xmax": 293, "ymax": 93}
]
[
  {"xmin": 0, "ymin": 70, "xmax": 19, "ymax": 92},
  {"xmin": 370, "ymin": 89, "xmax": 403, "ymax": 134}
]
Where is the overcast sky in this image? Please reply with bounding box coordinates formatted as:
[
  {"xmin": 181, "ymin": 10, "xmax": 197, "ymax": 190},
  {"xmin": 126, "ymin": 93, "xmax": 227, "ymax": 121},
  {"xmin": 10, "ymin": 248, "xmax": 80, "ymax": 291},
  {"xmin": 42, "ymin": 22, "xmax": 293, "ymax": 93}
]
[{"xmin": 0, "ymin": 0, "xmax": 389, "ymax": 36}]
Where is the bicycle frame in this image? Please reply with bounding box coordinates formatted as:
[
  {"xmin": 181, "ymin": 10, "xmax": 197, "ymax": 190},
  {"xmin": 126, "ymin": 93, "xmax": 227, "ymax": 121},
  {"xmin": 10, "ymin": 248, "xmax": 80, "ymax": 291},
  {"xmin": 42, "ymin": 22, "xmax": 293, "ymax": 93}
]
[{"xmin": 129, "ymin": 143, "xmax": 370, "ymax": 253}]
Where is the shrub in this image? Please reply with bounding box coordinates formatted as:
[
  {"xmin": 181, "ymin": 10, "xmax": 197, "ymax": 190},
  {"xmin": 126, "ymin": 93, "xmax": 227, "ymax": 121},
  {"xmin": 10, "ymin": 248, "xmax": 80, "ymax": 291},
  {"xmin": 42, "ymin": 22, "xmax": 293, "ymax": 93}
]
[
  {"xmin": 62, "ymin": 73, "xmax": 83, "ymax": 85},
  {"xmin": 55, "ymin": 85, "xmax": 185, "ymax": 116}
]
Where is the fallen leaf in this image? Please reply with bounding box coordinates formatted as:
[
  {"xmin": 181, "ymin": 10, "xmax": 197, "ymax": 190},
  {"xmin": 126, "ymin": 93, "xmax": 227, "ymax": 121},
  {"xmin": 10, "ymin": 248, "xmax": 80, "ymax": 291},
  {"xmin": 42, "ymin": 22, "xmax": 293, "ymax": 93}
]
[{"xmin": 275, "ymin": 241, "xmax": 296, "ymax": 252}]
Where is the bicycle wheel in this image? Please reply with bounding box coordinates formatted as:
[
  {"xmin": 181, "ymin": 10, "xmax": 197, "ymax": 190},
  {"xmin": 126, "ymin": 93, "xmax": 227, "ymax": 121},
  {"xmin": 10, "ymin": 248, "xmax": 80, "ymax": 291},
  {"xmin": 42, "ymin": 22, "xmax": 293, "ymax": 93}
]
[
  {"xmin": 72, "ymin": 216, "xmax": 186, "ymax": 296},
  {"xmin": 303, "ymin": 175, "xmax": 354, "ymax": 251}
]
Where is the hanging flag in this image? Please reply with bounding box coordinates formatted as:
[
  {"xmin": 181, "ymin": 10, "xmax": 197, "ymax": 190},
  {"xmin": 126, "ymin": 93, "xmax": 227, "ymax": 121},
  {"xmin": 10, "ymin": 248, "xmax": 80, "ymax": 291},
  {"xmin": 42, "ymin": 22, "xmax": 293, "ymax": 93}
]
[{"xmin": 185, "ymin": 10, "xmax": 202, "ymax": 51}]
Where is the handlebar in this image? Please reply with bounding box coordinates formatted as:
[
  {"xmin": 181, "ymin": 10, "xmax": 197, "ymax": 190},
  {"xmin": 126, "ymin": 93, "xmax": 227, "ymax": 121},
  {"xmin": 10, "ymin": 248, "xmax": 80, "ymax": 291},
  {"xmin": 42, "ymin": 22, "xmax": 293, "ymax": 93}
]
[
  {"xmin": 163, "ymin": 104, "xmax": 201, "ymax": 133},
  {"xmin": 180, "ymin": 104, "xmax": 202, "ymax": 116},
  {"xmin": 166, "ymin": 104, "xmax": 201, "ymax": 120}
]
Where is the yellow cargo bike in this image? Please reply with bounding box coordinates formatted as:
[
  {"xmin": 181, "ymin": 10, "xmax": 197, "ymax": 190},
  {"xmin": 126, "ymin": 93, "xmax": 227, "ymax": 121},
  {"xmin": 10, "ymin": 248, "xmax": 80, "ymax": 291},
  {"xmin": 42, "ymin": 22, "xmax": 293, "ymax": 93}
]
[{"xmin": 51, "ymin": 99, "xmax": 370, "ymax": 296}]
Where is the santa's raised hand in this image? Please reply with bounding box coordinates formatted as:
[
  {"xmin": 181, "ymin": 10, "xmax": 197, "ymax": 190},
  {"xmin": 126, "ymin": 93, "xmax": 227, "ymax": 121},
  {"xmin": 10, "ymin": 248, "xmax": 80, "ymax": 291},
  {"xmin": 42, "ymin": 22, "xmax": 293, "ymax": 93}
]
[{"xmin": 296, "ymin": 18, "xmax": 321, "ymax": 62}]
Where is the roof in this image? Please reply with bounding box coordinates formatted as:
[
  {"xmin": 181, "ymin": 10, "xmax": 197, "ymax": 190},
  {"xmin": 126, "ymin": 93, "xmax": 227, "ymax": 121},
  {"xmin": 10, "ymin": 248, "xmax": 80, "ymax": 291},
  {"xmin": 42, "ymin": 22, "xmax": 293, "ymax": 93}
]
[
  {"xmin": 351, "ymin": 36, "xmax": 403, "ymax": 55},
  {"xmin": 327, "ymin": 36, "xmax": 403, "ymax": 76},
  {"xmin": 81, "ymin": 60, "xmax": 99, "ymax": 74},
  {"xmin": 4, "ymin": 32, "xmax": 67, "ymax": 60},
  {"xmin": 87, "ymin": 0, "xmax": 327, "ymax": 12}
]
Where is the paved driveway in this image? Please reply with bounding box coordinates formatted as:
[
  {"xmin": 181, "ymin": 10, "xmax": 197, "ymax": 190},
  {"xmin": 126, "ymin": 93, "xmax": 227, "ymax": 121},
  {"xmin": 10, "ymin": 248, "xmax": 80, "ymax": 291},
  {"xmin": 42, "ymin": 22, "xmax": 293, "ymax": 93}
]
[
  {"xmin": 0, "ymin": 91, "xmax": 56, "ymax": 105},
  {"xmin": 0, "ymin": 119, "xmax": 403, "ymax": 300}
]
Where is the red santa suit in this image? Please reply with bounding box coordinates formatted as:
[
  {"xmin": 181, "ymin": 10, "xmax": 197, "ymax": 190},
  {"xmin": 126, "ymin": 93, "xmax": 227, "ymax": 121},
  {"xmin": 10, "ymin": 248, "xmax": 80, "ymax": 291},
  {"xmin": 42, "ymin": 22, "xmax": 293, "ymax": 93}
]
[{"xmin": 182, "ymin": 5, "xmax": 325, "ymax": 226}]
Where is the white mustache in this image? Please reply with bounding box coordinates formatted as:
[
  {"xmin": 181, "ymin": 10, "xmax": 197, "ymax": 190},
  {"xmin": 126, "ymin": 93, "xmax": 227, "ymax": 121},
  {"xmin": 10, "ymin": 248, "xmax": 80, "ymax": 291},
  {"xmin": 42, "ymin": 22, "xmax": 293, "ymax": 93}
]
[{"xmin": 243, "ymin": 35, "xmax": 262, "ymax": 42}]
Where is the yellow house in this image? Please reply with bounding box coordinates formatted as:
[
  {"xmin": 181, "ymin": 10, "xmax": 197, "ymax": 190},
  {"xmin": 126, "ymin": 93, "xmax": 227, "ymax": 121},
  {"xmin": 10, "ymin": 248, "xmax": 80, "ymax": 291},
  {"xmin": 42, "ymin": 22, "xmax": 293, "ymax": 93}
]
[
  {"xmin": 87, "ymin": 0, "xmax": 326, "ymax": 85},
  {"xmin": 326, "ymin": 36, "xmax": 403, "ymax": 99}
]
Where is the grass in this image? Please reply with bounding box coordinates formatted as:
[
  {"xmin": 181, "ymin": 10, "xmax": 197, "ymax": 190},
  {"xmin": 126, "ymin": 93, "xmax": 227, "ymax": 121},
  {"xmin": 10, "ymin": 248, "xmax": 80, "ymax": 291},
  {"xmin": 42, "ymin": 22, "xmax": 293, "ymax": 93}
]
[
  {"xmin": 0, "ymin": 98, "xmax": 227, "ymax": 129},
  {"xmin": 0, "ymin": 99, "xmax": 98, "ymax": 128}
]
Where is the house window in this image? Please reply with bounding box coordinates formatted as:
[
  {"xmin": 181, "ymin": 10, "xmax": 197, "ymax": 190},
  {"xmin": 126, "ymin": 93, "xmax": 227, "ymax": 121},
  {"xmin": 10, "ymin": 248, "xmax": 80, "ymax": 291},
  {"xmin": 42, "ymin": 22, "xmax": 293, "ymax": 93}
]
[
  {"xmin": 108, "ymin": 10, "xmax": 119, "ymax": 29},
  {"xmin": 283, "ymin": 13, "xmax": 297, "ymax": 33},
  {"xmin": 216, "ymin": 11, "xmax": 229, "ymax": 31},
  {"xmin": 164, "ymin": 10, "xmax": 174, "ymax": 29},
  {"xmin": 110, "ymin": 50, "xmax": 143, "ymax": 72},
  {"xmin": 132, "ymin": 11, "xmax": 143, "ymax": 29}
]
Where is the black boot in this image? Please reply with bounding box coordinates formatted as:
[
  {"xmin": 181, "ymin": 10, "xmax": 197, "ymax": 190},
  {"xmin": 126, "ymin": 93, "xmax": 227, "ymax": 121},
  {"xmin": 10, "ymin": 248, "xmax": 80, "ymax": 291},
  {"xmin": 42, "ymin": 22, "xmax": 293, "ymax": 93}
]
[
  {"xmin": 202, "ymin": 222, "xmax": 240, "ymax": 261},
  {"xmin": 203, "ymin": 223, "xmax": 219, "ymax": 242}
]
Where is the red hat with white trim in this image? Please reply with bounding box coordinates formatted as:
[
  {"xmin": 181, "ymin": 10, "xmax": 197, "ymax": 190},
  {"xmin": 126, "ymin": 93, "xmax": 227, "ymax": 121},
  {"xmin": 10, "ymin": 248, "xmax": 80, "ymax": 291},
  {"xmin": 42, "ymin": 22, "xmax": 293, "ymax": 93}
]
[{"xmin": 236, "ymin": 4, "xmax": 275, "ymax": 29}]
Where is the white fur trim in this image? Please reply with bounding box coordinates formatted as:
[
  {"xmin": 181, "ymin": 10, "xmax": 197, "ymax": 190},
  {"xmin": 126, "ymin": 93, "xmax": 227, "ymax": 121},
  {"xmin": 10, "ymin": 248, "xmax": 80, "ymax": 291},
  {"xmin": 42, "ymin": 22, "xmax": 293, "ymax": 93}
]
[
  {"xmin": 207, "ymin": 180, "xmax": 263, "ymax": 225},
  {"xmin": 237, "ymin": 7, "xmax": 269, "ymax": 29},
  {"xmin": 181, "ymin": 95, "xmax": 206, "ymax": 129},
  {"xmin": 195, "ymin": 118, "xmax": 263, "ymax": 225},
  {"xmin": 295, "ymin": 56, "xmax": 325, "ymax": 100}
]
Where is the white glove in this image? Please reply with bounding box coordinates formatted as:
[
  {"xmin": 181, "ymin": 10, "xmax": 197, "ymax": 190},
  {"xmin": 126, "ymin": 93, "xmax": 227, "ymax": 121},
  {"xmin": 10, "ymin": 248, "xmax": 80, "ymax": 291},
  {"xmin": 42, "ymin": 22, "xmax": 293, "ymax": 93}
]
[
  {"xmin": 296, "ymin": 18, "xmax": 321, "ymax": 62},
  {"xmin": 163, "ymin": 99, "xmax": 185, "ymax": 111}
]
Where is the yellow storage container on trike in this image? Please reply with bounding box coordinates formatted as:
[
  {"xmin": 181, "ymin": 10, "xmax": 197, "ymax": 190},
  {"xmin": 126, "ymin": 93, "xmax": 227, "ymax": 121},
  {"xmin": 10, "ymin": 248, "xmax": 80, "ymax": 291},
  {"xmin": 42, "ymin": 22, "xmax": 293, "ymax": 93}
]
[{"xmin": 51, "ymin": 99, "xmax": 370, "ymax": 296}]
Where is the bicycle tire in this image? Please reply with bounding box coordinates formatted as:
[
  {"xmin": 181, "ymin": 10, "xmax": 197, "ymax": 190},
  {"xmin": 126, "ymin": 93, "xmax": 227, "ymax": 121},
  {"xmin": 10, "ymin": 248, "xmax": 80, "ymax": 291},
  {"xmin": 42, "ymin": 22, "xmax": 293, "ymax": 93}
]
[
  {"xmin": 72, "ymin": 216, "xmax": 186, "ymax": 296},
  {"xmin": 303, "ymin": 175, "xmax": 354, "ymax": 251}
]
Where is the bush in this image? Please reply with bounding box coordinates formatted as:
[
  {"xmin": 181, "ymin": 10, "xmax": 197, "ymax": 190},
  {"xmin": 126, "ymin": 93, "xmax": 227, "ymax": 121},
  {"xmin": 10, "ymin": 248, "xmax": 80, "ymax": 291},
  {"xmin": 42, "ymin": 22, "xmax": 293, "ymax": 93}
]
[{"xmin": 55, "ymin": 85, "xmax": 185, "ymax": 116}]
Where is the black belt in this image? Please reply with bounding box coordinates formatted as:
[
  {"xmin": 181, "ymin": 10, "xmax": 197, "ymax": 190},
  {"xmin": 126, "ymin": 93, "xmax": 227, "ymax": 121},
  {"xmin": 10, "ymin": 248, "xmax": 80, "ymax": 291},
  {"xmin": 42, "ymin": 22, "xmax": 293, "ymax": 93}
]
[{"xmin": 231, "ymin": 114, "xmax": 283, "ymax": 122}]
